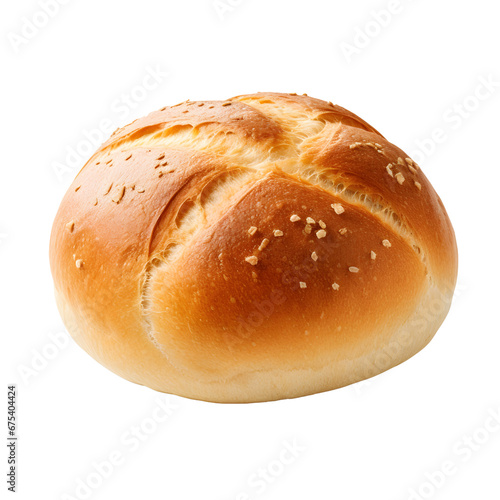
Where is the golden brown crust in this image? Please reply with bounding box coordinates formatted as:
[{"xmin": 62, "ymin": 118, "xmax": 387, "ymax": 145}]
[
  {"xmin": 148, "ymin": 172, "xmax": 428, "ymax": 374},
  {"xmin": 50, "ymin": 92, "xmax": 458, "ymax": 402}
]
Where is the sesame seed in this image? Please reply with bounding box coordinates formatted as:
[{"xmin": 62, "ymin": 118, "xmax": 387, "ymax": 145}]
[
  {"xmin": 75, "ymin": 259, "xmax": 83, "ymax": 269},
  {"xmin": 222, "ymin": 102, "xmax": 232, "ymax": 106},
  {"xmin": 66, "ymin": 221, "xmax": 75, "ymax": 232},
  {"xmin": 363, "ymin": 142, "xmax": 384, "ymax": 153},
  {"xmin": 349, "ymin": 142, "xmax": 362, "ymax": 149},
  {"xmin": 338, "ymin": 227, "xmax": 348, "ymax": 235},
  {"xmin": 125, "ymin": 154, "xmax": 132, "ymax": 161},
  {"xmin": 397, "ymin": 157, "xmax": 405, "ymax": 166},
  {"xmin": 290, "ymin": 214, "xmax": 301, "ymax": 222},
  {"xmin": 331, "ymin": 203, "xmax": 344, "ymax": 214},
  {"xmin": 405, "ymin": 158, "xmax": 414, "ymax": 166},
  {"xmin": 156, "ymin": 153, "xmax": 165, "ymax": 161},
  {"xmin": 349, "ymin": 266, "xmax": 359, "ymax": 273},
  {"xmin": 198, "ymin": 102, "xmax": 205, "ymax": 107},
  {"xmin": 94, "ymin": 198, "xmax": 98, "ymax": 206},
  {"xmin": 328, "ymin": 101, "xmax": 333, "ymax": 106},
  {"xmin": 251, "ymin": 271, "xmax": 257, "ymax": 279},
  {"xmin": 306, "ymin": 217, "xmax": 315, "ymax": 224},
  {"xmin": 273, "ymin": 229, "xmax": 283, "ymax": 237},
  {"xmin": 248, "ymin": 226, "xmax": 258, "ymax": 236},
  {"xmin": 371, "ymin": 251, "xmax": 377, "ymax": 260},
  {"xmin": 332, "ymin": 283, "xmax": 340, "ymax": 290},
  {"xmin": 395, "ymin": 172, "xmax": 405, "ymax": 185},
  {"xmin": 136, "ymin": 187, "xmax": 145, "ymax": 193},
  {"xmin": 299, "ymin": 282, "xmax": 307, "ymax": 288},
  {"xmin": 304, "ymin": 224, "xmax": 312, "ymax": 234},
  {"xmin": 408, "ymin": 165, "xmax": 418, "ymax": 174},
  {"xmin": 316, "ymin": 229, "xmax": 327, "ymax": 239},
  {"xmin": 311, "ymin": 251, "xmax": 318, "ymax": 261},
  {"xmin": 245, "ymin": 256, "xmax": 258, "ymax": 265},
  {"xmin": 414, "ymin": 181, "xmax": 422, "ymax": 190},
  {"xmin": 258, "ymin": 238, "xmax": 269, "ymax": 251},
  {"xmin": 386, "ymin": 164, "xmax": 394, "ymax": 177},
  {"xmin": 106, "ymin": 159, "xmax": 113, "ymax": 165},
  {"xmin": 103, "ymin": 183, "xmax": 113, "ymax": 195},
  {"xmin": 112, "ymin": 185, "xmax": 125, "ymax": 203},
  {"xmin": 318, "ymin": 220, "xmax": 326, "ymax": 229},
  {"xmin": 75, "ymin": 185, "xmax": 81, "ymax": 192},
  {"xmin": 382, "ymin": 239, "xmax": 391, "ymax": 248}
]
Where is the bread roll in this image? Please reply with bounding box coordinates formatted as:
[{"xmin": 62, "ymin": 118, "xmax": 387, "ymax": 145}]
[{"xmin": 49, "ymin": 92, "xmax": 458, "ymax": 403}]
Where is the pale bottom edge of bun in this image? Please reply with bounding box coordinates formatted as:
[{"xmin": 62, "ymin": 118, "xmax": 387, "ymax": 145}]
[{"xmin": 57, "ymin": 279, "xmax": 454, "ymax": 404}]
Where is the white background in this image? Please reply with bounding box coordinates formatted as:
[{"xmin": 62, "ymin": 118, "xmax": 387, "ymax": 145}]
[{"xmin": 1, "ymin": 1, "xmax": 499, "ymax": 499}]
